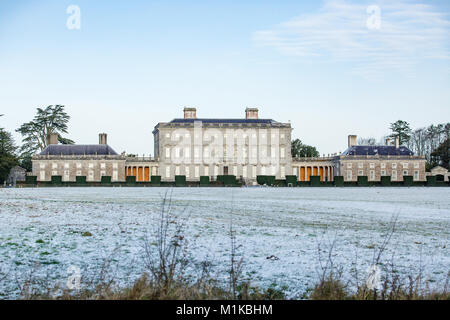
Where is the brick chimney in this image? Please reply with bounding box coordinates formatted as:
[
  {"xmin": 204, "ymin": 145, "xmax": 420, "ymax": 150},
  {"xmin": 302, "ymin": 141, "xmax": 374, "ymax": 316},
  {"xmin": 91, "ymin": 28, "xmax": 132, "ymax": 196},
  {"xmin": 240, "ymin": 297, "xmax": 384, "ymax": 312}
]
[
  {"xmin": 245, "ymin": 108, "xmax": 258, "ymax": 119},
  {"xmin": 183, "ymin": 107, "xmax": 197, "ymax": 119},
  {"xmin": 47, "ymin": 133, "xmax": 59, "ymax": 145},
  {"xmin": 99, "ymin": 133, "xmax": 107, "ymax": 145},
  {"xmin": 395, "ymin": 136, "xmax": 400, "ymax": 149},
  {"xmin": 348, "ymin": 135, "xmax": 357, "ymax": 148}
]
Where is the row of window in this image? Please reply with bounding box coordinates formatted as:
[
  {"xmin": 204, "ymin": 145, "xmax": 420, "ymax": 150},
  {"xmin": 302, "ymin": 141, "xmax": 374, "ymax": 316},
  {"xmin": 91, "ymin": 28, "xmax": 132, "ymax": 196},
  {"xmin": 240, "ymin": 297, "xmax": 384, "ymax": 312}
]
[
  {"xmin": 40, "ymin": 170, "xmax": 119, "ymax": 181},
  {"xmin": 165, "ymin": 133, "xmax": 287, "ymax": 140},
  {"xmin": 346, "ymin": 162, "xmax": 420, "ymax": 169},
  {"xmin": 346, "ymin": 170, "xmax": 420, "ymax": 181},
  {"xmin": 164, "ymin": 147, "xmax": 286, "ymax": 159},
  {"xmin": 40, "ymin": 162, "xmax": 119, "ymax": 169},
  {"xmin": 164, "ymin": 165, "xmax": 286, "ymax": 179}
]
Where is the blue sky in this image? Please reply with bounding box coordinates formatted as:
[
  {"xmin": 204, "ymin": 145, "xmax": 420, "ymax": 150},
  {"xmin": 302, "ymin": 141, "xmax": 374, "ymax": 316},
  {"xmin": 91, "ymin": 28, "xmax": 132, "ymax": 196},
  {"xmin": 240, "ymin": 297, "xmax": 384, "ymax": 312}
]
[{"xmin": 1, "ymin": 0, "xmax": 449, "ymax": 155}]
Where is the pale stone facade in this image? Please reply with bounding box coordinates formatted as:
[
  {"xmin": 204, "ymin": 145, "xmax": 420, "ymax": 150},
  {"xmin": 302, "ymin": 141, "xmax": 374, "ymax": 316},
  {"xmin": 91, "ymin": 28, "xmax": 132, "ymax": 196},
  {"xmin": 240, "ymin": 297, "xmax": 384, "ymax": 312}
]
[{"xmin": 152, "ymin": 108, "xmax": 292, "ymax": 183}]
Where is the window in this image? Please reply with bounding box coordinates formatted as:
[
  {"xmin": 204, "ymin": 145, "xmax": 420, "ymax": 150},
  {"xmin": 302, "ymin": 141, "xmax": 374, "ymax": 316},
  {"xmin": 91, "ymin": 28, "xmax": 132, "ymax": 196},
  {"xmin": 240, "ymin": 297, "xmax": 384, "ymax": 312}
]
[
  {"xmin": 100, "ymin": 163, "xmax": 106, "ymax": 169},
  {"xmin": 381, "ymin": 163, "xmax": 386, "ymax": 169},
  {"xmin": 88, "ymin": 170, "xmax": 94, "ymax": 181},
  {"xmin": 347, "ymin": 163, "xmax": 352, "ymax": 168},
  {"xmin": 100, "ymin": 171, "xmax": 106, "ymax": 176},
  {"xmin": 392, "ymin": 163, "xmax": 397, "ymax": 169},
  {"xmin": 175, "ymin": 166, "xmax": 180, "ymax": 176},
  {"xmin": 175, "ymin": 148, "xmax": 180, "ymax": 158},
  {"xmin": 203, "ymin": 147, "xmax": 209, "ymax": 158},
  {"xmin": 89, "ymin": 163, "xmax": 94, "ymax": 169},
  {"xmin": 358, "ymin": 170, "xmax": 363, "ymax": 176},
  {"xmin": 113, "ymin": 163, "xmax": 118, "ymax": 169},
  {"xmin": 369, "ymin": 170, "xmax": 375, "ymax": 181},
  {"xmin": 52, "ymin": 163, "xmax": 58, "ymax": 169},
  {"xmin": 76, "ymin": 163, "xmax": 82, "ymax": 169},
  {"xmin": 243, "ymin": 166, "xmax": 247, "ymax": 178},
  {"xmin": 195, "ymin": 166, "xmax": 199, "ymax": 178},
  {"xmin": 381, "ymin": 170, "xmax": 386, "ymax": 176},
  {"xmin": 40, "ymin": 163, "xmax": 46, "ymax": 169},
  {"xmin": 214, "ymin": 165, "xmax": 219, "ymax": 177},
  {"xmin": 52, "ymin": 170, "xmax": 57, "ymax": 176},
  {"xmin": 271, "ymin": 147, "xmax": 276, "ymax": 158},
  {"xmin": 185, "ymin": 166, "xmax": 190, "ymax": 177},
  {"xmin": 233, "ymin": 166, "xmax": 237, "ymax": 176},
  {"xmin": 346, "ymin": 170, "xmax": 352, "ymax": 181},
  {"xmin": 64, "ymin": 163, "xmax": 69, "ymax": 169},
  {"xmin": 252, "ymin": 165, "xmax": 256, "ymax": 178},
  {"xmin": 165, "ymin": 166, "xmax": 170, "ymax": 178},
  {"xmin": 280, "ymin": 147, "xmax": 285, "ymax": 159},
  {"xmin": 64, "ymin": 170, "xmax": 70, "ymax": 181},
  {"xmin": 414, "ymin": 163, "xmax": 419, "ymax": 169},
  {"xmin": 166, "ymin": 147, "xmax": 170, "ymax": 158},
  {"xmin": 166, "ymin": 133, "xmax": 170, "ymax": 138},
  {"xmin": 370, "ymin": 163, "xmax": 375, "ymax": 169},
  {"xmin": 280, "ymin": 166, "xmax": 285, "ymax": 178},
  {"xmin": 76, "ymin": 170, "xmax": 82, "ymax": 176},
  {"xmin": 358, "ymin": 163, "xmax": 363, "ymax": 169},
  {"xmin": 204, "ymin": 166, "xmax": 209, "ymax": 176},
  {"xmin": 280, "ymin": 134, "xmax": 285, "ymax": 139},
  {"xmin": 40, "ymin": 171, "xmax": 45, "ymax": 181},
  {"xmin": 112, "ymin": 171, "xmax": 118, "ymax": 181},
  {"xmin": 414, "ymin": 170, "xmax": 419, "ymax": 180},
  {"xmin": 184, "ymin": 147, "xmax": 190, "ymax": 159},
  {"xmin": 194, "ymin": 147, "xmax": 199, "ymax": 159},
  {"xmin": 403, "ymin": 163, "xmax": 408, "ymax": 169},
  {"xmin": 392, "ymin": 170, "xmax": 397, "ymax": 181},
  {"xmin": 403, "ymin": 170, "xmax": 408, "ymax": 176}
]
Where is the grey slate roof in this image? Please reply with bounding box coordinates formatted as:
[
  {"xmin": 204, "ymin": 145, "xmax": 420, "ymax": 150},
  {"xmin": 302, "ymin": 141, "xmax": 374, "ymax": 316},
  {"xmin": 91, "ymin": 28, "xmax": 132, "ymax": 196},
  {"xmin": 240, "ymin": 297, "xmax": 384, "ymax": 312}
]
[
  {"xmin": 342, "ymin": 145, "xmax": 414, "ymax": 156},
  {"xmin": 39, "ymin": 144, "xmax": 118, "ymax": 156}
]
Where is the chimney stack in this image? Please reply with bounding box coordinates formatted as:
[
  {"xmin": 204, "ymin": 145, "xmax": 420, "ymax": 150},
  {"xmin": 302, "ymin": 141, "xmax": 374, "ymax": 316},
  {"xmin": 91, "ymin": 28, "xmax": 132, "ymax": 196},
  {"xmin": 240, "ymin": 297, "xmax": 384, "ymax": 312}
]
[
  {"xmin": 395, "ymin": 136, "xmax": 400, "ymax": 149},
  {"xmin": 47, "ymin": 133, "xmax": 59, "ymax": 145},
  {"xmin": 348, "ymin": 135, "xmax": 357, "ymax": 148},
  {"xmin": 99, "ymin": 133, "xmax": 107, "ymax": 145},
  {"xmin": 183, "ymin": 107, "xmax": 197, "ymax": 119},
  {"xmin": 245, "ymin": 108, "xmax": 259, "ymax": 119}
]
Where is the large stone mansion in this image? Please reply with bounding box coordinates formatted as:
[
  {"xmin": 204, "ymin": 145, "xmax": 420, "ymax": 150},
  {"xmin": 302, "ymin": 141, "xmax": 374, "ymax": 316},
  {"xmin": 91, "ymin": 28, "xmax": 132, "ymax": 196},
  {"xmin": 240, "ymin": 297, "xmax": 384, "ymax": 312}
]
[{"xmin": 32, "ymin": 107, "xmax": 427, "ymax": 184}]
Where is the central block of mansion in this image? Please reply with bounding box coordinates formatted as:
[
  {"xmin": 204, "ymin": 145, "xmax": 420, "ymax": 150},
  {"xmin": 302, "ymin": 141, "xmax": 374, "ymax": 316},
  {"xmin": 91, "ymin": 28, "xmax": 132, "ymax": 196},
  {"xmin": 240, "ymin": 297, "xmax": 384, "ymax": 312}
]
[{"xmin": 32, "ymin": 108, "xmax": 427, "ymax": 184}]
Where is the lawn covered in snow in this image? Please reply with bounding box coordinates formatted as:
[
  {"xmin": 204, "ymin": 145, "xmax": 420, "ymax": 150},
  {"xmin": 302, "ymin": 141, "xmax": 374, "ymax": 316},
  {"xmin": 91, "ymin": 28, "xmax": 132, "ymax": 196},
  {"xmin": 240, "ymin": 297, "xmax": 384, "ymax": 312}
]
[{"xmin": 0, "ymin": 187, "xmax": 449, "ymax": 298}]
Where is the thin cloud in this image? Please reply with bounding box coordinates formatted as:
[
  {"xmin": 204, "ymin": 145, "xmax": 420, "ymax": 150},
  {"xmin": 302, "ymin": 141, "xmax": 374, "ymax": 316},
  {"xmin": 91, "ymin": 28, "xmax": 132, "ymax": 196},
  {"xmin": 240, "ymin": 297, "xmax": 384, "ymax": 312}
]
[{"xmin": 253, "ymin": 0, "xmax": 450, "ymax": 78}]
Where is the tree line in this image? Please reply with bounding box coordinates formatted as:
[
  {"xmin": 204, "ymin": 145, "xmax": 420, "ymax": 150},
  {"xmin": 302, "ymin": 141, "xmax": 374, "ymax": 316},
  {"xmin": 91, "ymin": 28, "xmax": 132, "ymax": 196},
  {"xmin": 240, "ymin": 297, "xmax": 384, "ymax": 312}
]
[
  {"xmin": 0, "ymin": 105, "xmax": 73, "ymax": 183},
  {"xmin": 358, "ymin": 120, "xmax": 450, "ymax": 170}
]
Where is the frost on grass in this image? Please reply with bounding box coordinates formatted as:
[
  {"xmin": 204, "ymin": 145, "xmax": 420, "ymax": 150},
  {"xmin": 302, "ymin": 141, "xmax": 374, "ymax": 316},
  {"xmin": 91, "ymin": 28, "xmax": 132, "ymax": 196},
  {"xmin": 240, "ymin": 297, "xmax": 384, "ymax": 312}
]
[{"xmin": 0, "ymin": 187, "xmax": 448, "ymax": 298}]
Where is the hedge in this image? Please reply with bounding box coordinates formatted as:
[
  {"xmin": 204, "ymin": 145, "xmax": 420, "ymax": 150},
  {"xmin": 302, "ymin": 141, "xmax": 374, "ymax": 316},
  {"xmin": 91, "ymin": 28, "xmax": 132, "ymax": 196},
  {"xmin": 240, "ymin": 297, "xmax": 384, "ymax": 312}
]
[
  {"xmin": 51, "ymin": 176, "xmax": 62, "ymax": 184},
  {"xmin": 151, "ymin": 176, "xmax": 161, "ymax": 185},
  {"xmin": 222, "ymin": 175, "xmax": 237, "ymax": 186},
  {"xmin": 126, "ymin": 176, "xmax": 136, "ymax": 184},
  {"xmin": 381, "ymin": 176, "xmax": 391, "ymax": 186},
  {"xmin": 200, "ymin": 176, "xmax": 210, "ymax": 186},
  {"xmin": 175, "ymin": 175, "xmax": 186, "ymax": 187},
  {"xmin": 257, "ymin": 175, "xmax": 275, "ymax": 186},
  {"xmin": 101, "ymin": 176, "xmax": 112, "ymax": 184},
  {"xmin": 25, "ymin": 176, "xmax": 37, "ymax": 184},
  {"xmin": 403, "ymin": 176, "xmax": 413, "ymax": 186},
  {"xmin": 426, "ymin": 176, "xmax": 436, "ymax": 186},
  {"xmin": 285, "ymin": 175, "xmax": 297, "ymax": 187},
  {"xmin": 333, "ymin": 176, "xmax": 344, "ymax": 187},
  {"xmin": 357, "ymin": 176, "xmax": 369, "ymax": 186},
  {"xmin": 310, "ymin": 176, "xmax": 321, "ymax": 186},
  {"xmin": 76, "ymin": 176, "xmax": 87, "ymax": 184}
]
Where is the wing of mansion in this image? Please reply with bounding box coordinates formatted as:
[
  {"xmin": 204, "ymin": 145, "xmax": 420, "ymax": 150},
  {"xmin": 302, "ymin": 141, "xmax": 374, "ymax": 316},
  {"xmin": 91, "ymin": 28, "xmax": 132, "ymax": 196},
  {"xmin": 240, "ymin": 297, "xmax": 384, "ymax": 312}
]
[{"xmin": 32, "ymin": 107, "xmax": 427, "ymax": 184}]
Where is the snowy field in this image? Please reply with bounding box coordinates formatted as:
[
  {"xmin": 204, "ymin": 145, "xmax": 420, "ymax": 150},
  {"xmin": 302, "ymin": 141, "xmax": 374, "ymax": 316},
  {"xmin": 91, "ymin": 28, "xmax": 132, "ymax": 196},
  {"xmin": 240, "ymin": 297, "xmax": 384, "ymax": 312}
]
[{"xmin": 0, "ymin": 187, "xmax": 449, "ymax": 298}]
